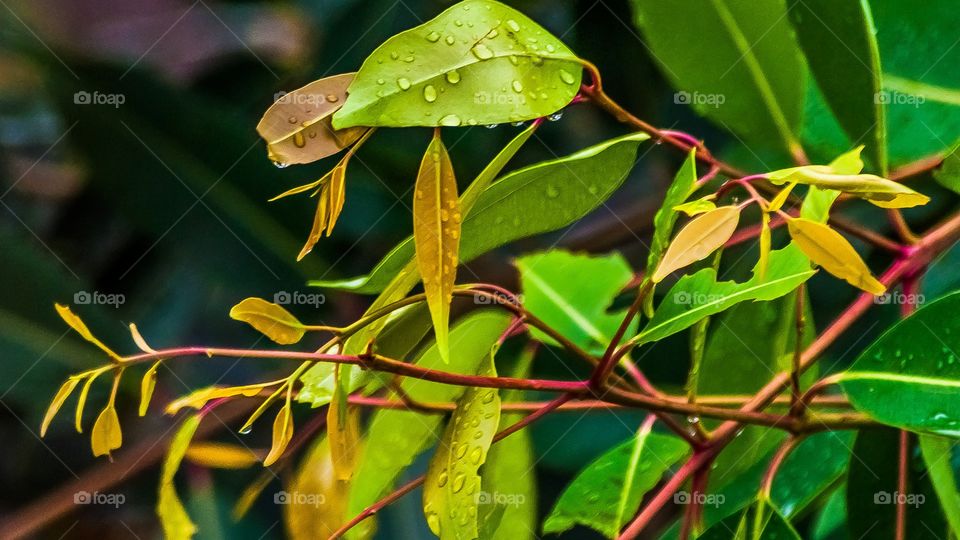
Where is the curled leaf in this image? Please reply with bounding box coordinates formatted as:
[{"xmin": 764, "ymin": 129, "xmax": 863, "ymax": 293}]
[
  {"xmin": 263, "ymin": 403, "xmax": 294, "ymax": 466},
  {"xmin": 229, "ymin": 297, "xmax": 306, "ymax": 345},
  {"xmin": 140, "ymin": 361, "xmax": 162, "ymax": 416},
  {"xmin": 158, "ymin": 416, "xmax": 200, "ymax": 540},
  {"xmin": 758, "ymin": 212, "xmax": 772, "ymax": 280},
  {"xmin": 91, "ymin": 404, "xmax": 122, "ymax": 457},
  {"xmin": 185, "ymin": 442, "xmax": 260, "ymax": 469},
  {"xmin": 296, "ymin": 156, "xmax": 350, "ymax": 260},
  {"xmin": 413, "ymin": 129, "xmax": 461, "ymax": 363},
  {"xmin": 786, "ymin": 217, "xmax": 885, "ymax": 295},
  {"xmin": 55, "ymin": 304, "xmax": 121, "ymax": 360},
  {"xmin": 41, "ymin": 377, "xmax": 80, "ymax": 437},
  {"xmin": 129, "ymin": 322, "xmax": 157, "ymax": 353},
  {"xmin": 165, "ymin": 382, "xmax": 280, "ymax": 415},
  {"xmin": 652, "ymin": 206, "xmax": 741, "ymax": 283},
  {"xmin": 75, "ymin": 370, "xmax": 106, "ymax": 433},
  {"xmin": 257, "ymin": 73, "xmax": 367, "ymax": 166},
  {"xmin": 673, "ymin": 196, "xmax": 716, "ymax": 217},
  {"xmin": 767, "ymin": 182, "xmax": 796, "ymax": 212}
]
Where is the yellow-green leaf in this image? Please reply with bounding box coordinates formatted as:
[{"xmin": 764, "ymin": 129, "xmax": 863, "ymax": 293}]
[
  {"xmin": 158, "ymin": 415, "xmax": 200, "ymax": 540},
  {"xmin": 786, "ymin": 217, "xmax": 885, "ymax": 295},
  {"xmin": 767, "ymin": 182, "xmax": 796, "ymax": 212},
  {"xmin": 91, "ymin": 405, "xmax": 122, "ymax": 457},
  {"xmin": 423, "ymin": 356, "xmax": 500, "ymax": 539},
  {"xmin": 327, "ymin": 394, "xmax": 361, "ymax": 481},
  {"xmin": 165, "ymin": 382, "xmax": 279, "ymax": 414},
  {"xmin": 283, "ymin": 435, "xmax": 349, "ymax": 540},
  {"xmin": 184, "ymin": 442, "xmax": 260, "ymax": 469},
  {"xmin": 652, "ymin": 206, "xmax": 741, "ymax": 283},
  {"xmin": 140, "ymin": 361, "xmax": 162, "ymax": 416},
  {"xmin": 413, "ymin": 129, "xmax": 461, "ymax": 363},
  {"xmin": 256, "ymin": 73, "xmax": 367, "ymax": 166},
  {"xmin": 129, "ymin": 322, "xmax": 157, "ymax": 353},
  {"xmin": 41, "ymin": 377, "xmax": 80, "ymax": 437},
  {"xmin": 264, "ymin": 402, "xmax": 294, "ymax": 466},
  {"xmin": 229, "ymin": 297, "xmax": 306, "ymax": 345},
  {"xmin": 298, "ymin": 180, "xmax": 331, "ymax": 261},
  {"xmin": 758, "ymin": 212, "xmax": 772, "ymax": 280},
  {"xmin": 55, "ymin": 304, "xmax": 121, "ymax": 360},
  {"xmin": 673, "ymin": 196, "xmax": 716, "ymax": 217}
]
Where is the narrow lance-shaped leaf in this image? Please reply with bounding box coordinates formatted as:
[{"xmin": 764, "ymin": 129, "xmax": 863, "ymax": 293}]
[
  {"xmin": 158, "ymin": 415, "xmax": 200, "ymax": 540},
  {"xmin": 55, "ymin": 303, "xmax": 121, "ymax": 360},
  {"xmin": 651, "ymin": 205, "xmax": 740, "ymax": 283},
  {"xmin": 75, "ymin": 369, "xmax": 108, "ymax": 433},
  {"xmin": 327, "ymin": 391, "xmax": 362, "ymax": 481},
  {"xmin": 256, "ymin": 73, "xmax": 367, "ymax": 166},
  {"xmin": 423, "ymin": 354, "xmax": 501, "ymax": 539},
  {"xmin": 140, "ymin": 361, "xmax": 162, "ymax": 416},
  {"xmin": 786, "ymin": 217, "xmax": 885, "ymax": 295},
  {"xmin": 414, "ymin": 129, "xmax": 461, "ymax": 363},
  {"xmin": 229, "ymin": 297, "xmax": 306, "ymax": 345},
  {"xmin": 283, "ymin": 435, "xmax": 349, "ymax": 540},
  {"xmin": 263, "ymin": 402, "xmax": 294, "ymax": 467},
  {"xmin": 919, "ymin": 435, "xmax": 960, "ymax": 537},
  {"xmin": 758, "ymin": 212, "xmax": 772, "ymax": 280},
  {"xmin": 40, "ymin": 377, "xmax": 80, "ymax": 437},
  {"xmin": 332, "ymin": 0, "xmax": 582, "ymax": 128},
  {"xmin": 184, "ymin": 443, "xmax": 260, "ymax": 470},
  {"xmin": 673, "ymin": 196, "xmax": 716, "ymax": 217},
  {"xmin": 165, "ymin": 381, "xmax": 282, "ymax": 414}
]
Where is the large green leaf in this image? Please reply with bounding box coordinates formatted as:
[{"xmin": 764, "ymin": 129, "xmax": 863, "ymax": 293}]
[
  {"xmin": 312, "ymin": 132, "xmax": 649, "ymax": 293},
  {"xmin": 788, "ymin": 0, "xmax": 886, "ymax": 172},
  {"xmin": 631, "ymin": 245, "xmax": 816, "ymax": 347},
  {"xmin": 698, "ymin": 499, "xmax": 801, "ymax": 540},
  {"xmin": 646, "ymin": 148, "xmax": 699, "ymax": 275},
  {"xmin": 517, "ymin": 250, "xmax": 636, "ymax": 355},
  {"xmin": 838, "ymin": 291, "xmax": 960, "ymax": 436},
  {"xmin": 629, "ymin": 0, "xmax": 805, "ymax": 156},
  {"xmin": 332, "ymin": 0, "xmax": 582, "ymax": 128},
  {"xmin": 920, "ymin": 435, "xmax": 960, "ymax": 537},
  {"xmin": 933, "ymin": 141, "xmax": 960, "ymax": 195},
  {"xmin": 345, "ymin": 310, "xmax": 510, "ymax": 539},
  {"xmin": 542, "ymin": 431, "xmax": 689, "ymax": 538},
  {"xmin": 846, "ymin": 428, "xmax": 948, "ymax": 540}
]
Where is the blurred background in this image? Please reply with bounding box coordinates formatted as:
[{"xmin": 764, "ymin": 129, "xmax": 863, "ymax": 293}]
[{"xmin": 0, "ymin": 0, "xmax": 957, "ymax": 538}]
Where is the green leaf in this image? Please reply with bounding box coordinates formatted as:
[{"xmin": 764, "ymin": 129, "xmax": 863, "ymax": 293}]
[
  {"xmin": 788, "ymin": 0, "xmax": 886, "ymax": 172},
  {"xmin": 423, "ymin": 356, "xmax": 500, "ymax": 539},
  {"xmin": 158, "ymin": 415, "xmax": 200, "ymax": 540},
  {"xmin": 345, "ymin": 310, "xmax": 511, "ymax": 539},
  {"xmin": 846, "ymin": 428, "xmax": 948, "ymax": 540},
  {"xmin": 838, "ymin": 291, "xmax": 960, "ymax": 435},
  {"xmin": 332, "ymin": 0, "xmax": 582, "ymax": 128},
  {"xmin": 698, "ymin": 499, "xmax": 801, "ymax": 540},
  {"xmin": 542, "ymin": 431, "xmax": 688, "ymax": 538},
  {"xmin": 629, "ymin": 0, "xmax": 805, "ymax": 156},
  {"xmin": 632, "ymin": 245, "xmax": 816, "ymax": 347},
  {"xmin": 647, "ymin": 148, "xmax": 699, "ymax": 274},
  {"xmin": 516, "ymin": 250, "xmax": 636, "ymax": 355},
  {"xmin": 312, "ymin": 132, "xmax": 649, "ymax": 294},
  {"xmin": 920, "ymin": 435, "xmax": 960, "ymax": 537},
  {"xmin": 933, "ymin": 141, "xmax": 960, "ymax": 195}
]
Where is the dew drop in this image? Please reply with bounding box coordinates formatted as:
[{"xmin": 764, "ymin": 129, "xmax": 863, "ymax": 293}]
[
  {"xmin": 506, "ymin": 19, "xmax": 520, "ymax": 32},
  {"xmin": 446, "ymin": 70, "xmax": 461, "ymax": 84},
  {"xmin": 485, "ymin": 124, "xmax": 498, "ymax": 129},
  {"xmin": 511, "ymin": 121, "xmax": 525, "ymax": 127},
  {"xmin": 454, "ymin": 19, "xmax": 463, "ymax": 27},
  {"xmin": 325, "ymin": 94, "xmax": 339, "ymax": 103},
  {"xmin": 511, "ymin": 80, "xmax": 524, "ymax": 93},
  {"xmin": 469, "ymin": 447, "xmax": 483, "ymax": 464},
  {"xmin": 548, "ymin": 110, "xmax": 564, "ymax": 121},
  {"xmin": 397, "ymin": 78, "xmax": 411, "ymax": 91},
  {"xmin": 559, "ymin": 69, "xmax": 576, "ymax": 85},
  {"xmin": 272, "ymin": 161, "xmax": 289, "ymax": 169},
  {"xmin": 546, "ymin": 185, "xmax": 559, "ymax": 198},
  {"xmin": 455, "ymin": 444, "xmax": 467, "ymax": 459},
  {"xmin": 471, "ymin": 43, "xmax": 494, "ymax": 60},
  {"xmin": 390, "ymin": 51, "xmax": 399, "ymax": 60},
  {"xmin": 377, "ymin": 78, "xmax": 385, "ymax": 85},
  {"xmin": 445, "ymin": 35, "xmax": 456, "ymax": 45},
  {"xmin": 238, "ymin": 425, "xmax": 253, "ymax": 434},
  {"xmin": 423, "ymin": 85, "xmax": 437, "ymax": 102},
  {"xmin": 439, "ymin": 114, "xmax": 462, "ymax": 126},
  {"xmin": 437, "ymin": 470, "xmax": 449, "ymax": 487},
  {"xmin": 487, "ymin": 29, "xmax": 499, "ymax": 39},
  {"xmin": 287, "ymin": 115, "xmax": 298, "ymax": 124},
  {"xmin": 452, "ymin": 474, "xmax": 466, "ymax": 493},
  {"xmin": 293, "ymin": 132, "xmax": 306, "ymax": 148},
  {"xmin": 426, "ymin": 31, "xmax": 441, "ymax": 42}
]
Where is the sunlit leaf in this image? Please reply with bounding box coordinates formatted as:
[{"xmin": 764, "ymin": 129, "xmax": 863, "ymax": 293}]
[
  {"xmin": 332, "ymin": 0, "xmax": 581, "ymax": 129},
  {"xmin": 648, "ymin": 148, "xmax": 699, "ymax": 273},
  {"xmin": 327, "ymin": 394, "xmax": 361, "ymax": 481},
  {"xmin": 652, "ymin": 205, "xmax": 740, "ymax": 283},
  {"xmin": 229, "ymin": 297, "xmax": 306, "ymax": 345},
  {"xmin": 543, "ymin": 430, "xmax": 689, "ymax": 538},
  {"xmin": 263, "ymin": 402, "xmax": 294, "ymax": 466},
  {"xmin": 129, "ymin": 322, "xmax": 157, "ymax": 353},
  {"xmin": 758, "ymin": 212, "xmax": 771, "ymax": 279},
  {"xmin": 423, "ymin": 355, "xmax": 500, "ymax": 539},
  {"xmin": 257, "ymin": 73, "xmax": 367, "ymax": 166},
  {"xmin": 140, "ymin": 361, "xmax": 162, "ymax": 416},
  {"xmin": 673, "ymin": 197, "xmax": 716, "ymax": 217},
  {"xmin": 920, "ymin": 435, "xmax": 960, "ymax": 537},
  {"xmin": 91, "ymin": 404, "xmax": 122, "ymax": 457},
  {"xmin": 768, "ymin": 164, "xmax": 928, "ymax": 208},
  {"xmin": 40, "ymin": 377, "xmax": 80, "ymax": 437},
  {"xmin": 158, "ymin": 415, "xmax": 200, "ymax": 540},
  {"xmin": 767, "ymin": 183, "xmax": 796, "ymax": 212},
  {"xmin": 786, "ymin": 217, "xmax": 885, "ymax": 295},
  {"xmin": 413, "ymin": 130, "xmax": 461, "ymax": 363},
  {"xmin": 75, "ymin": 370, "xmax": 106, "ymax": 433},
  {"xmin": 184, "ymin": 442, "xmax": 260, "ymax": 469},
  {"xmin": 165, "ymin": 382, "xmax": 280, "ymax": 414},
  {"xmin": 54, "ymin": 303, "xmax": 121, "ymax": 360}
]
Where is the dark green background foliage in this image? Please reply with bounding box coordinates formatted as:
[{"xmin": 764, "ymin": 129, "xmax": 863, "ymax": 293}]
[{"xmin": 1, "ymin": 0, "xmax": 959, "ymax": 538}]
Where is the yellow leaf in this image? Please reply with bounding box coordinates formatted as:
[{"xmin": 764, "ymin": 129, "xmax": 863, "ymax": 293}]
[
  {"xmin": 256, "ymin": 73, "xmax": 367, "ymax": 166},
  {"xmin": 327, "ymin": 394, "xmax": 361, "ymax": 481},
  {"xmin": 140, "ymin": 361, "xmax": 162, "ymax": 416},
  {"xmin": 282, "ymin": 435, "xmax": 349, "ymax": 540},
  {"xmin": 129, "ymin": 322, "xmax": 157, "ymax": 353},
  {"xmin": 298, "ymin": 182, "xmax": 331, "ymax": 261},
  {"xmin": 90, "ymin": 405, "xmax": 122, "ymax": 457},
  {"xmin": 158, "ymin": 415, "xmax": 200, "ymax": 540},
  {"xmin": 758, "ymin": 212, "xmax": 772, "ymax": 280},
  {"xmin": 786, "ymin": 218, "xmax": 885, "ymax": 295},
  {"xmin": 165, "ymin": 382, "xmax": 279, "ymax": 415},
  {"xmin": 232, "ymin": 472, "xmax": 274, "ymax": 520},
  {"xmin": 229, "ymin": 297, "xmax": 306, "ymax": 345},
  {"xmin": 325, "ymin": 160, "xmax": 348, "ymax": 237},
  {"xmin": 41, "ymin": 377, "xmax": 80, "ymax": 437},
  {"xmin": 270, "ymin": 169, "xmax": 333, "ymax": 202},
  {"xmin": 185, "ymin": 442, "xmax": 260, "ymax": 469},
  {"xmin": 55, "ymin": 304, "xmax": 121, "ymax": 360},
  {"xmin": 673, "ymin": 197, "xmax": 716, "ymax": 217},
  {"xmin": 767, "ymin": 182, "xmax": 796, "ymax": 212},
  {"xmin": 413, "ymin": 129, "xmax": 461, "ymax": 363},
  {"xmin": 75, "ymin": 370, "xmax": 106, "ymax": 433},
  {"xmin": 263, "ymin": 403, "xmax": 294, "ymax": 466},
  {"xmin": 652, "ymin": 206, "xmax": 741, "ymax": 283}
]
